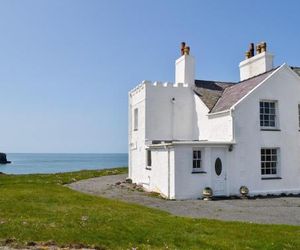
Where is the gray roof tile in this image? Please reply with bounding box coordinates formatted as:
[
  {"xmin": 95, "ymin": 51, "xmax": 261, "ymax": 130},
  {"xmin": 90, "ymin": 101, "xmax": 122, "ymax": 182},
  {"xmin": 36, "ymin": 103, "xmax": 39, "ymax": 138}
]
[
  {"xmin": 194, "ymin": 68, "xmax": 278, "ymax": 113},
  {"xmin": 193, "ymin": 80, "xmax": 234, "ymax": 110}
]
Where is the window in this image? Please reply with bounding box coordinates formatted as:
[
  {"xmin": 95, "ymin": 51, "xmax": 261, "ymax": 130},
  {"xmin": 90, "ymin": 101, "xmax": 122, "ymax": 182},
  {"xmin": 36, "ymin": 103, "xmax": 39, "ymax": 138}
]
[
  {"xmin": 261, "ymin": 148, "xmax": 278, "ymax": 176},
  {"xmin": 298, "ymin": 104, "xmax": 300, "ymax": 128},
  {"xmin": 215, "ymin": 158, "xmax": 222, "ymax": 176},
  {"xmin": 260, "ymin": 101, "xmax": 277, "ymax": 128},
  {"xmin": 146, "ymin": 150, "xmax": 152, "ymax": 168},
  {"xmin": 133, "ymin": 108, "xmax": 138, "ymax": 131},
  {"xmin": 193, "ymin": 150, "xmax": 202, "ymax": 172}
]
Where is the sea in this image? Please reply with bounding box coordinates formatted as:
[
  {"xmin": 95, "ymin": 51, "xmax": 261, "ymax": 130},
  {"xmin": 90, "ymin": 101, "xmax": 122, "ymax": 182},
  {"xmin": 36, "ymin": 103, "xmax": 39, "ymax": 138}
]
[{"xmin": 0, "ymin": 153, "xmax": 128, "ymax": 175}]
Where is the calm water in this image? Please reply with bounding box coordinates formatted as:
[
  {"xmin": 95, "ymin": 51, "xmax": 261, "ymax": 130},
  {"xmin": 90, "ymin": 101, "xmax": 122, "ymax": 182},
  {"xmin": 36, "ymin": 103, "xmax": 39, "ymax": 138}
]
[{"xmin": 0, "ymin": 153, "xmax": 128, "ymax": 175}]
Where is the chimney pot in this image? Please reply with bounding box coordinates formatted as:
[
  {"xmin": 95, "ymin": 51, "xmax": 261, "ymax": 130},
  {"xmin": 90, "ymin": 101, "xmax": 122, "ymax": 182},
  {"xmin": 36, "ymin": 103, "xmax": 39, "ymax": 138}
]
[
  {"xmin": 181, "ymin": 42, "xmax": 186, "ymax": 55},
  {"xmin": 240, "ymin": 41, "xmax": 274, "ymax": 81},
  {"xmin": 256, "ymin": 44, "xmax": 262, "ymax": 54},
  {"xmin": 245, "ymin": 51, "xmax": 251, "ymax": 59},
  {"xmin": 249, "ymin": 43, "xmax": 254, "ymax": 57},
  {"xmin": 184, "ymin": 46, "xmax": 190, "ymax": 55},
  {"xmin": 260, "ymin": 42, "xmax": 267, "ymax": 52}
]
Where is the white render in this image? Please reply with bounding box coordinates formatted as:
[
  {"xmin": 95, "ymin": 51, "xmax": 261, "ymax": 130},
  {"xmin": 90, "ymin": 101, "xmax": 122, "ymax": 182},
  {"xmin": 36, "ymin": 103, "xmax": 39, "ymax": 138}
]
[
  {"xmin": 175, "ymin": 54, "xmax": 195, "ymax": 86},
  {"xmin": 128, "ymin": 44, "xmax": 300, "ymax": 199},
  {"xmin": 239, "ymin": 51, "xmax": 274, "ymax": 81}
]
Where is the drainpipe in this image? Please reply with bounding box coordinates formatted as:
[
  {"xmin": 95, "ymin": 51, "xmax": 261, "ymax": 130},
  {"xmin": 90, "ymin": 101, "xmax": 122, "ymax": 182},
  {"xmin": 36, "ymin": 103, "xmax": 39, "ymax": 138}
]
[
  {"xmin": 228, "ymin": 108, "xmax": 235, "ymax": 197},
  {"xmin": 171, "ymin": 97, "xmax": 176, "ymax": 140},
  {"xmin": 167, "ymin": 146, "xmax": 171, "ymax": 199},
  {"xmin": 230, "ymin": 108, "xmax": 235, "ymax": 143}
]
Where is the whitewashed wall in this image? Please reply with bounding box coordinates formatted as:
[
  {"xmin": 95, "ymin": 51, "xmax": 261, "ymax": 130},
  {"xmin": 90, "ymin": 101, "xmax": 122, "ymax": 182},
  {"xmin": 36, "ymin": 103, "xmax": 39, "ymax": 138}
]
[
  {"xmin": 231, "ymin": 65, "xmax": 300, "ymax": 195},
  {"xmin": 239, "ymin": 52, "xmax": 274, "ymax": 81},
  {"xmin": 173, "ymin": 145, "xmax": 211, "ymax": 199},
  {"xmin": 128, "ymin": 83, "xmax": 147, "ymax": 184},
  {"xmin": 194, "ymin": 95, "xmax": 233, "ymax": 141},
  {"xmin": 147, "ymin": 147, "xmax": 175, "ymax": 199},
  {"xmin": 145, "ymin": 83, "xmax": 199, "ymax": 141}
]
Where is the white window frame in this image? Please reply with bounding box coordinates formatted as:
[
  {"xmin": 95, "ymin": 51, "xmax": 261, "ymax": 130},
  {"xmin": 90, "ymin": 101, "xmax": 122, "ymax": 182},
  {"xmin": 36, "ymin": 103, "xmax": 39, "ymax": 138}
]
[
  {"xmin": 133, "ymin": 108, "xmax": 138, "ymax": 131},
  {"xmin": 192, "ymin": 149, "xmax": 202, "ymax": 172},
  {"xmin": 259, "ymin": 100, "xmax": 279, "ymax": 129},
  {"xmin": 261, "ymin": 148, "xmax": 280, "ymax": 177}
]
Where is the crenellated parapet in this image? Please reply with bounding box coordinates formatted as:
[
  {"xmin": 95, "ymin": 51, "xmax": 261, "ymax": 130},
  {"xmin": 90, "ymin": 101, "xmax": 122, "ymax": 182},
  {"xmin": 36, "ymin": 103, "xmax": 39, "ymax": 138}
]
[
  {"xmin": 129, "ymin": 80, "xmax": 189, "ymax": 97},
  {"xmin": 150, "ymin": 81, "xmax": 187, "ymax": 88}
]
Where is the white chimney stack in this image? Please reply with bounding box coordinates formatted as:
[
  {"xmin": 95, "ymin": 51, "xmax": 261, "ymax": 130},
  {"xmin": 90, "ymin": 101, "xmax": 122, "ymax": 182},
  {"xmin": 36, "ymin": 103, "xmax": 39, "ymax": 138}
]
[
  {"xmin": 175, "ymin": 42, "xmax": 195, "ymax": 86},
  {"xmin": 239, "ymin": 42, "xmax": 274, "ymax": 81}
]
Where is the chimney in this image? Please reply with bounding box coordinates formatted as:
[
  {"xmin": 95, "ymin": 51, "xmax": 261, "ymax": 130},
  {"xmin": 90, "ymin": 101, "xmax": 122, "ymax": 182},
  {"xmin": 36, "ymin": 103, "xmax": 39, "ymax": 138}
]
[
  {"xmin": 239, "ymin": 42, "xmax": 274, "ymax": 81},
  {"xmin": 175, "ymin": 42, "xmax": 195, "ymax": 86}
]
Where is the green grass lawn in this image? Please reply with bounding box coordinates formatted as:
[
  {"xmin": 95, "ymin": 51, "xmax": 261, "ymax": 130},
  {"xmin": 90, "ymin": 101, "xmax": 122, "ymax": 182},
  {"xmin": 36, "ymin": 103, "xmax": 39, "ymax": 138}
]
[{"xmin": 0, "ymin": 167, "xmax": 299, "ymax": 250}]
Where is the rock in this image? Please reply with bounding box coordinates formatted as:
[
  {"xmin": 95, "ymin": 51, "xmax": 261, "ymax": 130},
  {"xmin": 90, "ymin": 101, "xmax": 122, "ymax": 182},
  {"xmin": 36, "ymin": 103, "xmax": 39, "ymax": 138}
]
[
  {"xmin": 0, "ymin": 153, "xmax": 11, "ymax": 164},
  {"xmin": 125, "ymin": 177, "xmax": 132, "ymax": 184},
  {"xmin": 4, "ymin": 238, "xmax": 16, "ymax": 244},
  {"xmin": 27, "ymin": 241, "xmax": 37, "ymax": 246},
  {"xmin": 115, "ymin": 181, "xmax": 121, "ymax": 185}
]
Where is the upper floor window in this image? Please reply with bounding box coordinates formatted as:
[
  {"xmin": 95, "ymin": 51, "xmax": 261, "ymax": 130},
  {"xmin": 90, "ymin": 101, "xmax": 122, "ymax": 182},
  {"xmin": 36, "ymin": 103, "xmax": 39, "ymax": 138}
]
[
  {"xmin": 260, "ymin": 101, "xmax": 277, "ymax": 128},
  {"xmin": 192, "ymin": 150, "xmax": 202, "ymax": 172},
  {"xmin": 261, "ymin": 148, "xmax": 279, "ymax": 176},
  {"xmin": 133, "ymin": 108, "xmax": 138, "ymax": 131}
]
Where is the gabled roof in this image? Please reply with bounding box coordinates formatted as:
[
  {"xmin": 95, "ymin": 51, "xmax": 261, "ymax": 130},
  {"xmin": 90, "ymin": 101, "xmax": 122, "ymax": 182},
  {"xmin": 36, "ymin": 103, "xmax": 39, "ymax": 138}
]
[
  {"xmin": 193, "ymin": 80, "xmax": 234, "ymax": 110},
  {"xmin": 291, "ymin": 66, "xmax": 300, "ymax": 77},
  {"xmin": 194, "ymin": 67, "xmax": 281, "ymax": 113}
]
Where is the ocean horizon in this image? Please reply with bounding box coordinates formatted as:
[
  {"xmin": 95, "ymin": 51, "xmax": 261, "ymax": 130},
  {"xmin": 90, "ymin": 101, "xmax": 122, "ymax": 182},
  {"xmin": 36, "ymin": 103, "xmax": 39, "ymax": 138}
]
[{"xmin": 0, "ymin": 153, "xmax": 128, "ymax": 175}]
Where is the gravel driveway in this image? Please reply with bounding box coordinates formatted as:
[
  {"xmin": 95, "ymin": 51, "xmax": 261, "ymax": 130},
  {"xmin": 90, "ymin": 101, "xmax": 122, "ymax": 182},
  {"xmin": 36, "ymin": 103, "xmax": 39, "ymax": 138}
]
[{"xmin": 67, "ymin": 174, "xmax": 300, "ymax": 226}]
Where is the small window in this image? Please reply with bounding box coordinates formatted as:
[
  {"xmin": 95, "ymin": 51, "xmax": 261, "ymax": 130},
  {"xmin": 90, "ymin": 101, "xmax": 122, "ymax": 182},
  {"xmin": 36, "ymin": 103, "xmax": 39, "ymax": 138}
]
[
  {"xmin": 261, "ymin": 148, "xmax": 278, "ymax": 176},
  {"xmin": 298, "ymin": 104, "xmax": 300, "ymax": 128},
  {"xmin": 215, "ymin": 158, "xmax": 222, "ymax": 176},
  {"xmin": 133, "ymin": 108, "xmax": 138, "ymax": 131},
  {"xmin": 192, "ymin": 150, "xmax": 202, "ymax": 172},
  {"xmin": 259, "ymin": 101, "xmax": 277, "ymax": 128},
  {"xmin": 147, "ymin": 150, "xmax": 152, "ymax": 167}
]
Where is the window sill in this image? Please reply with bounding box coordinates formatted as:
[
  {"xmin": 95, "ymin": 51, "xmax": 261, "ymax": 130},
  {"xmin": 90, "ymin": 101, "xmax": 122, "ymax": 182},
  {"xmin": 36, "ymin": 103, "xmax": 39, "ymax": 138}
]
[
  {"xmin": 146, "ymin": 167, "xmax": 152, "ymax": 171},
  {"xmin": 261, "ymin": 177, "xmax": 282, "ymax": 180},
  {"xmin": 260, "ymin": 128, "xmax": 281, "ymax": 131},
  {"xmin": 191, "ymin": 171, "xmax": 207, "ymax": 174}
]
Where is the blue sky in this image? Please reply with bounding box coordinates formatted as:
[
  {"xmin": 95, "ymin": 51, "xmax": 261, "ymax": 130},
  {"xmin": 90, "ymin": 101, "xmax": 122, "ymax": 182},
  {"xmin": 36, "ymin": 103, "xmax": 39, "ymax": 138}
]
[{"xmin": 0, "ymin": 1, "xmax": 299, "ymax": 153}]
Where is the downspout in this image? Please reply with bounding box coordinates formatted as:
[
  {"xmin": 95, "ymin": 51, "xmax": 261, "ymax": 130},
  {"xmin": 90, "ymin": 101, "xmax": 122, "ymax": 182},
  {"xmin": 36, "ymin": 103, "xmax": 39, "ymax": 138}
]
[
  {"xmin": 171, "ymin": 98, "xmax": 175, "ymax": 140},
  {"xmin": 228, "ymin": 108, "xmax": 235, "ymax": 196},
  {"xmin": 230, "ymin": 108, "xmax": 235, "ymax": 142},
  {"xmin": 167, "ymin": 146, "xmax": 171, "ymax": 199}
]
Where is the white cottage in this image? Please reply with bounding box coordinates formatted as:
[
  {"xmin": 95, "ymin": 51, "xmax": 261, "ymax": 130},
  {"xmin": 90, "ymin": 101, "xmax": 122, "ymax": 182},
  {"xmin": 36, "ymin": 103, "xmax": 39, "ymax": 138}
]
[{"xmin": 128, "ymin": 42, "xmax": 300, "ymax": 199}]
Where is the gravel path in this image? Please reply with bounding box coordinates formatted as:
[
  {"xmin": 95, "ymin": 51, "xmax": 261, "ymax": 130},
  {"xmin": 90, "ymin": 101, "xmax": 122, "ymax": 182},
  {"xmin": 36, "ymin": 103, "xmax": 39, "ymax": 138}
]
[{"xmin": 67, "ymin": 174, "xmax": 300, "ymax": 225}]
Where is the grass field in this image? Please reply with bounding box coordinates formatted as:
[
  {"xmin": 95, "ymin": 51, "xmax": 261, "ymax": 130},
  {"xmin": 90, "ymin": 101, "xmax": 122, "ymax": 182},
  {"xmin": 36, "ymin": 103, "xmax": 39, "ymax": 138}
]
[{"xmin": 0, "ymin": 167, "xmax": 299, "ymax": 249}]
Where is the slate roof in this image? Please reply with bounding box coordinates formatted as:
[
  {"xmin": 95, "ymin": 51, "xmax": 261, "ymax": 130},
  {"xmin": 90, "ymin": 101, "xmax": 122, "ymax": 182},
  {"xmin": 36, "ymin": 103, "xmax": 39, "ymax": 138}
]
[
  {"xmin": 194, "ymin": 67, "xmax": 280, "ymax": 113},
  {"xmin": 291, "ymin": 66, "xmax": 300, "ymax": 77},
  {"xmin": 193, "ymin": 80, "xmax": 234, "ymax": 110}
]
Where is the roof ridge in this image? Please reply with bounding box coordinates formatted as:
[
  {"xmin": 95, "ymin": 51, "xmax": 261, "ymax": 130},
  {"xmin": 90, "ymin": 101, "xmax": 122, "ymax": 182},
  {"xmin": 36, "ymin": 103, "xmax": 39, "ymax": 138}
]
[
  {"xmin": 194, "ymin": 67, "xmax": 280, "ymax": 113},
  {"xmin": 221, "ymin": 67, "xmax": 279, "ymax": 94},
  {"xmin": 195, "ymin": 79, "xmax": 236, "ymax": 84},
  {"xmin": 208, "ymin": 94, "xmax": 224, "ymax": 114},
  {"xmin": 210, "ymin": 67, "xmax": 279, "ymax": 113}
]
